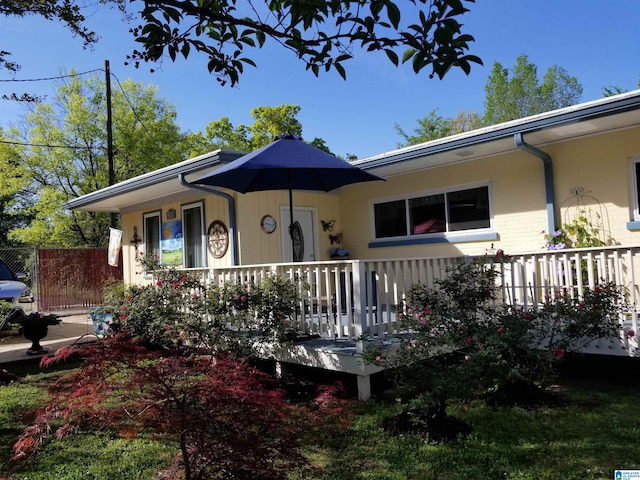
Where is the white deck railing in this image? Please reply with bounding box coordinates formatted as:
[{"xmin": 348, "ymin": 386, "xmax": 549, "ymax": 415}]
[{"xmin": 184, "ymin": 245, "xmax": 640, "ymax": 350}]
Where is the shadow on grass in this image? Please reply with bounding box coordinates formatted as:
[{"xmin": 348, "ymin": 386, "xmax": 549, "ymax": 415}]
[{"xmin": 314, "ymin": 356, "xmax": 640, "ymax": 480}]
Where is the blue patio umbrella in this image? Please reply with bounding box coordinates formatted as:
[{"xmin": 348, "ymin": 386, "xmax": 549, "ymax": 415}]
[{"xmin": 194, "ymin": 133, "xmax": 384, "ymax": 261}]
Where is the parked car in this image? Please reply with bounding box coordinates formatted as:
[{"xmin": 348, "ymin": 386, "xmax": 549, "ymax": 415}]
[{"xmin": 0, "ymin": 259, "xmax": 33, "ymax": 325}]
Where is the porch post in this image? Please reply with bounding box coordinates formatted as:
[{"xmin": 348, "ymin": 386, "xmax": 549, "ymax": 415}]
[
  {"xmin": 352, "ymin": 260, "xmax": 367, "ymax": 354},
  {"xmin": 356, "ymin": 374, "xmax": 372, "ymax": 401}
]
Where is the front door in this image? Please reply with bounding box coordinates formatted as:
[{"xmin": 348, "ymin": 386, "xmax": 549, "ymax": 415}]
[{"xmin": 281, "ymin": 207, "xmax": 317, "ymax": 262}]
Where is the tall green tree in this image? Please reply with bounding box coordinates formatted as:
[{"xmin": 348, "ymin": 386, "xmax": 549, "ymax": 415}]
[
  {"xmin": 195, "ymin": 104, "xmax": 334, "ymax": 155},
  {"xmin": 602, "ymin": 78, "xmax": 640, "ymax": 97},
  {"xmin": 2, "ymin": 1, "xmax": 481, "ymax": 87},
  {"xmin": 483, "ymin": 54, "xmax": 583, "ymax": 125},
  {"xmin": 5, "ymin": 73, "xmax": 189, "ymax": 248},
  {"xmin": 395, "ymin": 109, "xmax": 481, "ymax": 147},
  {"xmin": 0, "ymin": 128, "xmax": 32, "ymax": 247}
]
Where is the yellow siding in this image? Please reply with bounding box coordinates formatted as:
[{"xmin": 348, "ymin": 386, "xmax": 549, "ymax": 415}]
[
  {"xmin": 236, "ymin": 190, "xmax": 341, "ymax": 264},
  {"xmin": 341, "ymin": 126, "xmax": 640, "ymax": 259},
  {"xmin": 120, "ymin": 125, "xmax": 640, "ymax": 283},
  {"xmin": 120, "ymin": 190, "xmax": 342, "ymax": 283}
]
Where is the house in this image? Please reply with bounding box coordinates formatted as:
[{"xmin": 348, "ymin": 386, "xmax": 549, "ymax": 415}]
[{"xmin": 65, "ymin": 90, "xmax": 640, "ymax": 398}]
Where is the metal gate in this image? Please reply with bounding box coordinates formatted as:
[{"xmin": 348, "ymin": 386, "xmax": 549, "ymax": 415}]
[
  {"xmin": 37, "ymin": 249, "xmax": 123, "ymax": 311},
  {"xmin": 0, "ymin": 248, "xmax": 123, "ymax": 312}
]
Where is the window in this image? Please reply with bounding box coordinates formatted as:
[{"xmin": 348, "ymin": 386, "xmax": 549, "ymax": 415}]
[
  {"xmin": 373, "ymin": 185, "xmax": 491, "ymax": 239},
  {"xmin": 182, "ymin": 202, "xmax": 206, "ymax": 268},
  {"xmin": 634, "ymin": 160, "xmax": 640, "ymax": 220},
  {"xmin": 143, "ymin": 211, "xmax": 161, "ymax": 260}
]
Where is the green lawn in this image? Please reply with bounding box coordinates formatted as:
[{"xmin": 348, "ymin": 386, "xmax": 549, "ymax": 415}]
[{"xmin": 2, "ymin": 359, "xmax": 639, "ymax": 480}]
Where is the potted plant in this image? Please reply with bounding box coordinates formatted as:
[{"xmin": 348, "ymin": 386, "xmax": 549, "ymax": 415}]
[
  {"xmin": 330, "ymin": 247, "xmax": 351, "ymax": 258},
  {"xmin": 21, "ymin": 312, "xmax": 61, "ymax": 354}
]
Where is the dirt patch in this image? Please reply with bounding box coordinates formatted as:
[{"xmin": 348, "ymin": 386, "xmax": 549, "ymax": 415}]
[
  {"xmin": 485, "ymin": 379, "xmax": 566, "ymax": 409},
  {"xmin": 383, "ymin": 406, "xmax": 472, "ymax": 443},
  {"xmin": 0, "ymin": 368, "xmax": 22, "ymax": 385}
]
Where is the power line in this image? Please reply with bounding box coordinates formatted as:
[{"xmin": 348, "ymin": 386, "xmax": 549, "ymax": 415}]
[
  {"xmin": 0, "ymin": 139, "xmax": 93, "ymax": 150},
  {"xmin": 111, "ymin": 72, "xmax": 170, "ymax": 157},
  {"xmin": 0, "ymin": 68, "xmax": 103, "ymax": 83}
]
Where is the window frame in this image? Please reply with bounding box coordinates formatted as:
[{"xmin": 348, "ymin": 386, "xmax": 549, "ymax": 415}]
[
  {"xmin": 181, "ymin": 200, "xmax": 207, "ymax": 269},
  {"xmin": 631, "ymin": 158, "xmax": 640, "ymax": 221},
  {"xmin": 142, "ymin": 210, "xmax": 162, "ymax": 274},
  {"xmin": 370, "ymin": 182, "xmax": 494, "ymax": 245}
]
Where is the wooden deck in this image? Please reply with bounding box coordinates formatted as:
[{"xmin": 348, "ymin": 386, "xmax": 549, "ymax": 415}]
[{"xmin": 184, "ymin": 245, "xmax": 640, "ymax": 399}]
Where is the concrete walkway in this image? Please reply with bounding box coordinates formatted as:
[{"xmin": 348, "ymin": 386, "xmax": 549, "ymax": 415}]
[{"xmin": 0, "ymin": 312, "xmax": 100, "ymax": 364}]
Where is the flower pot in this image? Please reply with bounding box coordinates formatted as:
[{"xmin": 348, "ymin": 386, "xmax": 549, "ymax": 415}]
[{"xmin": 21, "ymin": 313, "xmax": 61, "ymax": 355}]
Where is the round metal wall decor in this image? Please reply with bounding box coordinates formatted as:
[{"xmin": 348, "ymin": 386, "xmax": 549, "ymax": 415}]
[{"xmin": 207, "ymin": 220, "xmax": 229, "ymax": 258}]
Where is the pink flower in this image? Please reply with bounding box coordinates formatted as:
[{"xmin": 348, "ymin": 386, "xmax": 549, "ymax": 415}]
[
  {"xmin": 466, "ymin": 337, "xmax": 473, "ymax": 345},
  {"xmin": 464, "ymin": 354, "xmax": 470, "ymax": 361},
  {"xmin": 419, "ymin": 319, "xmax": 427, "ymax": 325},
  {"xmin": 553, "ymin": 348, "xmax": 565, "ymax": 358},
  {"xmin": 181, "ymin": 277, "xmax": 187, "ymax": 282},
  {"xmin": 192, "ymin": 294, "xmax": 199, "ymax": 300},
  {"xmin": 628, "ymin": 329, "xmax": 635, "ymax": 338},
  {"xmin": 523, "ymin": 313, "xmax": 534, "ymax": 321},
  {"xmin": 423, "ymin": 308, "xmax": 430, "ymax": 315},
  {"xmin": 98, "ymin": 325, "xmax": 103, "ymax": 331},
  {"xmin": 497, "ymin": 326, "xmax": 505, "ymax": 333},
  {"xmin": 127, "ymin": 297, "xmax": 131, "ymax": 303},
  {"xmin": 173, "ymin": 282, "xmax": 179, "ymax": 289},
  {"xmin": 166, "ymin": 325, "xmax": 173, "ymax": 330},
  {"xmin": 156, "ymin": 280, "xmax": 162, "ymax": 286},
  {"xmin": 594, "ymin": 287, "xmax": 602, "ymax": 293},
  {"xmin": 375, "ymin": 356, "xmax": 381, "ymax": 362},
  {"xmin": 122, "ymin": 306, "xmax": 128, "ymax": 311},
  {"xmin": 120, "ymin": 315, "xmax": 126, "ymax": 321},
  {"xmin": 241, "ymin": 295, "xmax": 247, "ymax": 302}
]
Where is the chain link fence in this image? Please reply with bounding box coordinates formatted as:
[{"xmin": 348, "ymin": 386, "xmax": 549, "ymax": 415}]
[{"xmin": 0, "ymin": 248, "xmax": 37, "ymax": 290}]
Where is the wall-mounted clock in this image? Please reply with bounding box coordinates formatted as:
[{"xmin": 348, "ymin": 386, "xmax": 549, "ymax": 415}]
[
  {"xmin": 207, "ymin": 220, "xmax": 229, "ymax": 258},
  {"xmin": 261, "ymin": 215, "xmax": 277, "ymax": 234}
]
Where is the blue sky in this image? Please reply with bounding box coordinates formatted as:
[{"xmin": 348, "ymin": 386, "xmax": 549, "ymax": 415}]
[{"xmin": 1, "ymin": 0, "xmax": 639, "ymax": 159}]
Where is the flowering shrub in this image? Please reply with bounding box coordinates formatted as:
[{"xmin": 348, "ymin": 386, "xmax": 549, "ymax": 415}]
[
  {"xmin": 541, "ymin": 211, "xmax": 611, "ymax": 250},
  {"xmin": 365, "ymin": 261, "xmax": 625, "ymax": 410},
  {"xmin": 113, "ymin": 254, "xmax": 308, "ymax": 356}
]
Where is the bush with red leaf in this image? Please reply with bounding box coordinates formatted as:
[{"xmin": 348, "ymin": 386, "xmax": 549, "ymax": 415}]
[{"xmin": 13, "ymin": 333, "xmax": 353, "ymax": 480}]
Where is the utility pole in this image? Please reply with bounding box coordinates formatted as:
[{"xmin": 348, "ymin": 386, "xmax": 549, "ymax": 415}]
[{"xmin": 105, "ymin": 60, "xmax": 116, "ymax": 228}]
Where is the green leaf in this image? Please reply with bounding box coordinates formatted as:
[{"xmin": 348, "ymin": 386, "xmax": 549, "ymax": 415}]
[
  {"xmin": 386, "ymin": 2, "xmax": 401, "ymax": 29},
  {"xmin": 335, "ymin": 62, "xmax": 346, "ymax": 80},
  {"xmin": 384, "ymin": 49, "xmax": 399, "ymax": 66},
  {"xmin": 402, "ymin": 48, "xmax": 416, "ymax": 63},
  {"xmin": 181, "ymin": 42, "xmax": 191, "ymax": 59}
]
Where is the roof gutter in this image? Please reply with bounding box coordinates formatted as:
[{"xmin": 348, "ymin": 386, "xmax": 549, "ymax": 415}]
[
  {"xmin": 514, "ymin": 133, "xmax": 556, "ymax": 234},
  {"xmin": 178, "ymin": 174, "xmax": 238, "ymax": 266}
]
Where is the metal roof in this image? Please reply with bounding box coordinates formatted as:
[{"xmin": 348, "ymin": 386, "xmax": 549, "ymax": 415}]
[{"xmin": 65, "ymin": 90, "xmax": 640, "ymax": 212}]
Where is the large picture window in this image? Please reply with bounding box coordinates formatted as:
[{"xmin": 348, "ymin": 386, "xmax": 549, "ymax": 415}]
[{"xmin": 373, "ymin": 185, "xmax": 491, "ymax": 239}]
